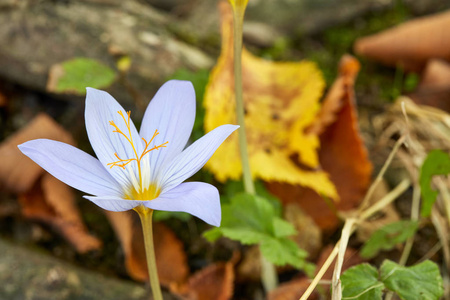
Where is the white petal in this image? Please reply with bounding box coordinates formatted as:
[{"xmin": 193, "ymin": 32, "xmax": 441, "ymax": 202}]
[
  {"xmin": 85, "ymin": 88, "xmax": 144, "ymax": 188},
  {"xmin": 158, "ymin": 124, "xmax": 239, "ymax": 192},
  {"xmin": 84, "ymin": 196, "xmax": 146, "ymax": 212},
  {"xmin": 18, "ymin": 139, "xmax": 121, "ymax": 196},
  {"xmin": 145, "ymin": 182, "xmax": 221, "ymax": 226},
  {"xmin": 139, "ymin": 80, "xmax": 196, "ymax": 182}
]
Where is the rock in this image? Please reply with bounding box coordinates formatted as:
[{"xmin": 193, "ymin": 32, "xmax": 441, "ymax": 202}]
[
  {"xmin": 0, "ymin": 0, "xmax": 213, "ymax": 105},
  {"xmin": 0, "ymin": 0, "xmax": 448, "ymax": 107},
  {"xmin": 0, "ymin": 238, "xmax": 178, "ymax": 299}
]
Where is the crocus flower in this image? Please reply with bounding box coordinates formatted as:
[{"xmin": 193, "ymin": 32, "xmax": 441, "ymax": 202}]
[{"xmin": 18, "ymin": 80, "xmax": 238, "ymax": 226}]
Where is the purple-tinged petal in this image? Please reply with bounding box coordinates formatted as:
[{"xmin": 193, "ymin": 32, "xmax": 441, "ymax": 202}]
[
  {"xmin": 85, "ymin": 88, "xmax": 144, "ymax": 188},
  {"xmin": 145, "ymin": 182, "xmax": 221, "ymax": 226},
  {"xmin": 84, "ymin": 196, "xmax": 146, "ymax": 212},
  {"xmin": 140, "ymin": 80, "xmax": 195, "ymax": 181},
  {"xmin": 18, "ymin": 139, "xmax": 121, "ymax": 197},
  {"xmin": 158, "ymin": 124, "xmax": 239, "ymax": 192}
]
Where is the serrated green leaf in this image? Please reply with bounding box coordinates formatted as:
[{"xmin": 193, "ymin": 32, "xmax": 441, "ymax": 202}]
[
  {"xmin": 420, "ymin": 150, "xmax": 450, "ymax": 217},
  {"xmin": 380, "ymin": 260, "xmax": 443, "ymax": 300},
  {"xmin": 341, "ymin": 263, "xmax": 384, "ymax": 300},
  {"xmin": 272, "ymin": 217, "xmax": 297, "ymax": 238},
  {"xmin": 361, "ymin": 220, "xmax": 418, "ymax": 259},
  {"xmin": 222, "ymin": 193, "xmax": 275, "ymax": 234},
  {"xmin": 52, "ymin": 57, "xmax": 116, "ymax": 94},
  {"xmin": 221, "ymin": 228, "xmax": 267, "ymax": 244},
  {"xmin": 203, "ymin": 193, "xmax": 275, "ymax": 244},
  {"xmin": 203, "ymin": 192, "xmax": 308, "ymax": 269},
  {"xmin": 260, "ymin": 236, "xmax": 308, "ymax": 268}
]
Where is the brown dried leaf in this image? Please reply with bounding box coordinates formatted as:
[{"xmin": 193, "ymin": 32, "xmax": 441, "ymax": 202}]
[
  {"xmin": 105, "ymin": 211, "xmax": 188, "ymax": 286},
  {"xmin": 354, "ymin": 10, "xmax": 450, "ymax": 72},
  {"xmin": 410, "ymin": 59, "xmax": 450, "ymax": 112},
  {"xmin": 18, "ymin": 173, "xmax": 102, "ymax": 253},
  {"xmin": 267, "ymin": 55, "xmax": 373, "ymax": 231},
  {"xmin": 0, "ymin": 113, "xmax": 74, "ymax": 193},
  {"xmin": 175, "ymin": 261, "xmax": 235, "ymax": 300}
]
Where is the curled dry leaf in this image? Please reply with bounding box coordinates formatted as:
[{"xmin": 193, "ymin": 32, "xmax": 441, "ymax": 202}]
[
  {"xmin": 204, "ymin": 1, "xmax": 337, "ymax": 199},
  {"xmin": 267, "ymin": 55, "xmax": 373, "ymax": 231},
  {"xmin": 0, "ymin": 113, "xmax": 101, "ymax": 253},
  {"xmin": 354, "ymin": 10, "xmax": 450, "ymax": 72},
  {"xmin": 409, "ymin": 59, "xmax": 450, "ymax": 112},
  {"xmin": 104, "ymin": 211, "xmax": 188, "ymax": 286},
  {"xmin": 18, "ymin": 173, "xmax": 102, "ymax": 253},
  {"xmin": 0, "ymin": 113, "xmax": 74, "ymax": 193}
]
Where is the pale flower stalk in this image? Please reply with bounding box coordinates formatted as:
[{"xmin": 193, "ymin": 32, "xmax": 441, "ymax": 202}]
[{"xmin": 19, "ymin": 80, "xmax": 239, "ymax": 300}]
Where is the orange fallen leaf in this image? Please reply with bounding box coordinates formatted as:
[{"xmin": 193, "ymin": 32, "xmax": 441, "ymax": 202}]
[
  {"xmin": 409, "ymin": 59, "xmax": 450, "ymax": 112},
  {"xmin": 354, "ymin": 10, "xmax": 450, "ymax": 72},
  {"xmin": 19, "ymin": 173, "xmax": 102, "ymax": 253},
  {"xmin": 203, "ymin": 1, "xmax": 337, "ymax": 199},
  {"xmin": 0, "ymin": 113, "xmax": 74, "ymax": 193},
  {"xmin": 105, "ymin": 211, "xmax": 188, "ymax": 286},
  {"xmin": 267, "ymin": 55, "xmax": 373, "ymax": 231}
]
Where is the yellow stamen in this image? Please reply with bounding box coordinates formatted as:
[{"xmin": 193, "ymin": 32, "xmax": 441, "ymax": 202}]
[{"xmin": 107, "ymin": 110, "xmax": 168, "ymax": 199}]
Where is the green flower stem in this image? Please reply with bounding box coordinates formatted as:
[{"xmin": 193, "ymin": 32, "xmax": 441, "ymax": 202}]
[
  {"xmin": 232, "ymin": 4, "xmax": 255, "ymax": 196},
  {"xmin": 230, "ymin": 2, "xmax": 276, "ymax": 292},
  {"xmin": 135, "ymin": 206, "xmax": 163, "ymax": 300}
]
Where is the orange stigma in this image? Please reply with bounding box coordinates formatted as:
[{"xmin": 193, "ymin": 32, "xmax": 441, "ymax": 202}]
[{"xmin": 107, "ymin": 110, "xmax": 168, "ymax": 170}]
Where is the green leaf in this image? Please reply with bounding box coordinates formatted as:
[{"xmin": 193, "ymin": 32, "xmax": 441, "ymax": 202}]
[
  {"xmin": 420, "ymin": 150, "xmax": 450, "ymax": 217},
  {"xmin": 222, "ymin": 193, "xmax": 275, "ymax": 234},
  {"xmin": 380, "ymin": 260, "xmax": 443, "ymax": 300},
  {"xmin": 272, "ymin": 217, "xmax": 297, "ymax": 238},
  {"xmin": 50, "ymin": 57, "xmax": 116, "ymax": 94},
  {"xmin": 341, "ymin": 264, "xmax": 384, "ymax": 300},
  {"xmin": 260, "ymin": 236, "xmax": 308, "ymax": 269},
  {"xmin": 203, "ymin": 192, "xmax": 308, "ymax": 269},
  {"xmin": 361, "ymin": 220, "xmax": 419, "ymax": 259},
  {"xmin": 220, "ymin": 228, "xmax": 267, "ymax": 244}
]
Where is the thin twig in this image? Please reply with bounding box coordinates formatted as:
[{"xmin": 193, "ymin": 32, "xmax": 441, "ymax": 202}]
[
  {"xmin": 331, "ymin": 218, "xmax": 357, "ymax": 300},
  {"xmin": 359, "ymin": 136, "xmax": 406, "ymax": 212},
  {"xmin": 399, "ymin": 184, "xmax": 421, "ymax": 266},
  {"xmin": 299, "ymin": 179, "xmax": 411, "ymax": 300},
  {"xmin": 300, "ymin": 245, "xmax": 339, "ymax": 300}
]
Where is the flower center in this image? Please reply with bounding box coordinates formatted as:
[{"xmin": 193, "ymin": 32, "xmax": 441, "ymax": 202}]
[{"xmin": 107, "ymin": 110, "xmax": 168, "ymax": 200}]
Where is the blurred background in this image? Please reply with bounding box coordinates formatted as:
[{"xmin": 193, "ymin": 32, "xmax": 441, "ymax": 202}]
[{"xmin": 0, "ymin": 0, "xmax": 449, "ymax": 299}]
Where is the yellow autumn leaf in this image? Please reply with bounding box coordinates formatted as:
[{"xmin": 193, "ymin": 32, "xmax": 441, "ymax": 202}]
[{"xmin": 204, "ymin": 2, "xmax": 338, "ymax": 199}]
